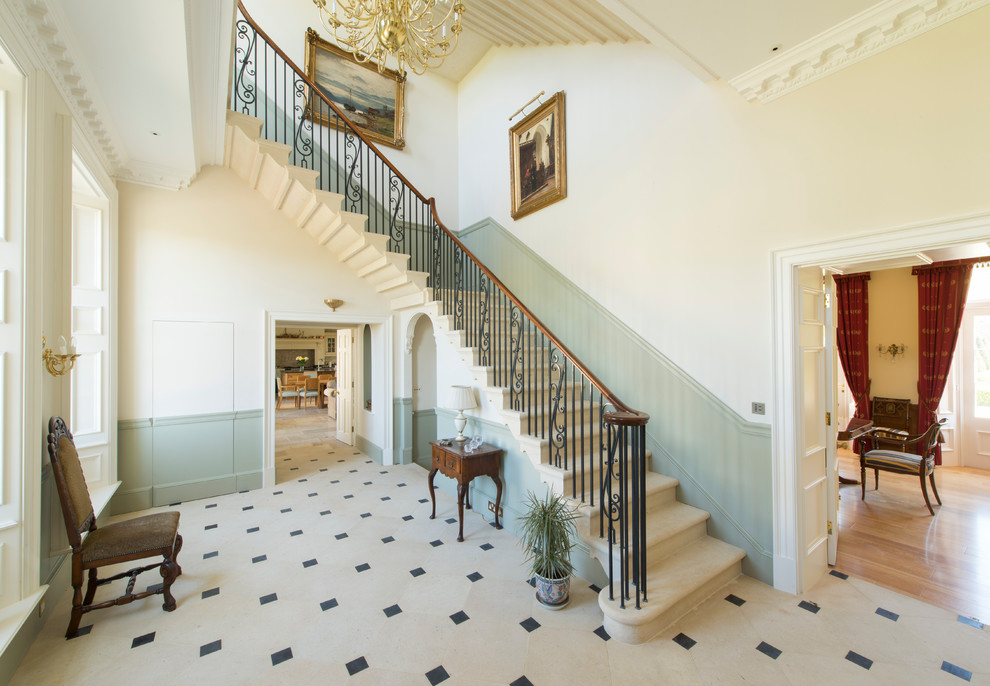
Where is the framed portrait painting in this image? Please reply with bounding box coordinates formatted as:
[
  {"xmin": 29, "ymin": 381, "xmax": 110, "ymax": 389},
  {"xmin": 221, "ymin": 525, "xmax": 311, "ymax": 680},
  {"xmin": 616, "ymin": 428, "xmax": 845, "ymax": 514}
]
[
  {"xmin": 304, "ymin": 28, "xmax": 406, "ymax": 150},
  {"xmin": 509, "ymin": 91, "xmax": 566, "ymax": 220}
]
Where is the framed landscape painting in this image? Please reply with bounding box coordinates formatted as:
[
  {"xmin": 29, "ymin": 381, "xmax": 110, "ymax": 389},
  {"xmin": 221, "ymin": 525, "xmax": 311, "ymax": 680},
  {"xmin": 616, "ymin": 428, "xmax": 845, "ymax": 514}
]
[
  {"xmin": 304, "ymin": 28, "xmax": 406, "ymax": 150},
  {"xmin": 509, "ymin": 91, "xmax": 566, "ymax": 220}
]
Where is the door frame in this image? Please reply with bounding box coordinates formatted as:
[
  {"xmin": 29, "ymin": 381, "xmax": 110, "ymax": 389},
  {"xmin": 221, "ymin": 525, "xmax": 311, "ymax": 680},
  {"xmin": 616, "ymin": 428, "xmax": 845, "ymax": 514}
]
[
  {"xmin": 264, "ymin": 310, "xmax": 393, "ymax": 487},
  {"xmin": 771, "ymin": 210, "xmax": 990, "ymax": 593}
]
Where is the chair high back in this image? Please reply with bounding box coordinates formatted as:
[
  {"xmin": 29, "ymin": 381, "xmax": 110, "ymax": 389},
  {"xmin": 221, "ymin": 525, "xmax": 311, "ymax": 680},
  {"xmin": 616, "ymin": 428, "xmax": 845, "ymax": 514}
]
[
  {"xmin": 47, "ymin": 417, "xmax": 96, "ymax": 549},
  {"xmin": 916, "ymin": 420, "xmax": 944, "ymax": 458}
]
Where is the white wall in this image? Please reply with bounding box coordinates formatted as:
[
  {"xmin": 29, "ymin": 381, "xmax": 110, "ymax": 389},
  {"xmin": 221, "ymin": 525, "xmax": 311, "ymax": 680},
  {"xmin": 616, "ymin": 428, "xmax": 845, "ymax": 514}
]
[
  {"xmin": 243, "ymin": 0, "xmax": 460, "ymax": 227},
  {"xmin": 457, "ymin": 7, "xmax": 990, "ymax": 419},
  {"xmin": 118, "ymin": 165, "xmax": 394, "ymax": 420}
]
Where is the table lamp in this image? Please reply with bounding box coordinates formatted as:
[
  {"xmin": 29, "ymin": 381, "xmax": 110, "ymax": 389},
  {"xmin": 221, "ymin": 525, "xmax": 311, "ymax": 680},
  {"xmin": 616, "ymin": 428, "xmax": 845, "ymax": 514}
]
[{"xmin": 447, "ymin": 385, "xmax": 477, "ymax": 442}]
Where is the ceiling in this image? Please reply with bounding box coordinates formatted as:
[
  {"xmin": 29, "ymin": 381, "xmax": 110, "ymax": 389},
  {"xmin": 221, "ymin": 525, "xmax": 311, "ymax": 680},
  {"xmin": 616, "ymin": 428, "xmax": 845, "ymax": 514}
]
[{"xmin": 25, "ymin": 0, "xmax": 988, "ymax": 188}]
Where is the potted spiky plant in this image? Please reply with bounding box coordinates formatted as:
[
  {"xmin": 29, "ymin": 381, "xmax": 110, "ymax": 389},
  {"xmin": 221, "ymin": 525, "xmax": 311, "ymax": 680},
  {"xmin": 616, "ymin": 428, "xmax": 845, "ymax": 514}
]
[{"xmin": 518, "ymin": 490, "xmax": 580, "ymax": 609}]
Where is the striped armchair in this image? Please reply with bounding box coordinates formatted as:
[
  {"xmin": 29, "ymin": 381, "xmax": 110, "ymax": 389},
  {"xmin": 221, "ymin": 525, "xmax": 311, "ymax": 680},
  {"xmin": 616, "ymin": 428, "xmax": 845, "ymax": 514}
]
[{"xmin": 860, "ymin": 418, "xmax": 946, "ymax": 515}]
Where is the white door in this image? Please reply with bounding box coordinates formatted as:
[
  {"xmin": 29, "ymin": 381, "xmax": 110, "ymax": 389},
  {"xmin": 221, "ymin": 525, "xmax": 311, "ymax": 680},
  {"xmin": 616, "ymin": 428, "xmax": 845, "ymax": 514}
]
[
  {"xmin": 336, "ymin": 328, "xmax": 353, "ymax": 445},
  {"xmin": 824, "ymin": 275, "xmax": 838, "ymax": 566},
  {"xmin": 961, "ymin": 303, "xmax": 990, "ymax": 470},
  {"xmin": 798, "ymin": 267, "xmax": 830, "ymax": 591}
]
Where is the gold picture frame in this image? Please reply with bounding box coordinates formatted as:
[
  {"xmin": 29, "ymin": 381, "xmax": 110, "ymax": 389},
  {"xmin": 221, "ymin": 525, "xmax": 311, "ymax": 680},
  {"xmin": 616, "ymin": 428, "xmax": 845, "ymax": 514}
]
[
  {"xmin": 510, "ymin": 91, "xmax": 566, "ymax": 220},
  {"xmin": 304, "ymin": 28, "xmax": 406, "ymax": 150}
]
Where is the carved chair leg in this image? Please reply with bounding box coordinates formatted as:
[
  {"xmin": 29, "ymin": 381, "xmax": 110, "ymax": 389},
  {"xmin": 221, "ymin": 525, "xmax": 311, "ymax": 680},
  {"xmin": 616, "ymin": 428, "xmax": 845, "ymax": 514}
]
[
  {"xmin": 173, "ymin": 534, "xmax": 184, "ymax": 576},
  {"xmin": 920, "ymin": 473, "xmax": 935, "ymax": 516},
  {"xmin": 861, "ymin": 462, "xmax": 866, "ymax": 501},
  {"xmin": 929, "ymin": 473, "xmax": 942, "ymax": 505},
  {"xmin": 66, "ymin": 560, "xmax": 85, "ymax": 638},
  {"xmin": 160, "ymin": 556, "xmax": 179, "ymax": 612},
  {"xmin": 82, "ymin": 568, "xmax": 99, "ymax": 606},
  {"xmin": 874, "ymin": 469, "xmax": 879, "ymax": 490}
]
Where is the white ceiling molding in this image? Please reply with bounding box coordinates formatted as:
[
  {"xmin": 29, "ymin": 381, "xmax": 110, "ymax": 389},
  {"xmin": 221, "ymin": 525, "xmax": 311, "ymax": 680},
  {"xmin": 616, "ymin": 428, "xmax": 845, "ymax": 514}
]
[
  {"xmin": 729, "ymin": 0, "xmax": 990, "ymax": 103},
  {"xmin": 13, "ymin": 0, "xmax": 126, "ymax": 176},
  {"xmin": 116, "ymin": 161, "xmax": 196, "ymax": 192}
]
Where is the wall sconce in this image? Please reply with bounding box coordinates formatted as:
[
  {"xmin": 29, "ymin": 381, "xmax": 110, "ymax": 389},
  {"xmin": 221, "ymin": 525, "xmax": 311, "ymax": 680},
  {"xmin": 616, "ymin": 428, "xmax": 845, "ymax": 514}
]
[
  {"xmin": 877, "ymin": 343, "xmax": 907, "ymax": 360},
  {"xmin": 324, "ymin": 299, "xmax": 344, "ymax": 311},
  {"xmin": 42, "ymin": 335, "xmax": 79, "ymax": 377}
]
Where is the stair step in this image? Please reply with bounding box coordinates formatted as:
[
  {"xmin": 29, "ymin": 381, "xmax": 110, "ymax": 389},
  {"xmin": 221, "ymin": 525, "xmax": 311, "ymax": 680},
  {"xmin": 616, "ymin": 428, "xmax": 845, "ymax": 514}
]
[{"xmin": 598, "ymin": 536, "xmax": 745, "ymax": 645}]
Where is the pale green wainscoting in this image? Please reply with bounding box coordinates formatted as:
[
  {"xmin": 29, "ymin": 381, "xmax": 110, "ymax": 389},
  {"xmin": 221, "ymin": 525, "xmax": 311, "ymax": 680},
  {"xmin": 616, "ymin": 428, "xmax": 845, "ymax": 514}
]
[
  {"xmin": 394, "ymin": 398, "xmax": 414, "ymax": 464},
  {"xmin": 412, "ymin": 407, "xmax": 437, "ymax": 469},
  {"xmin": 115, "ymin": 410, "xmax": 264, "ymax": 513},
  {"xmin": 355, "ymin": 434, "xmax": 384, "ymax": 463},
  {"xmin": 459, "ymin": 218, "xmax": 774, "ymax": 584}
]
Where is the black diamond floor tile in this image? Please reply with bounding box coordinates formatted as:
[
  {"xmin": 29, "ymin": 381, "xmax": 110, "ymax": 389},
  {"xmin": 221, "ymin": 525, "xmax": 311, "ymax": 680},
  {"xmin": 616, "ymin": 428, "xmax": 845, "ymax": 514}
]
[
  {"xmin": 242, "ymin": 505, "xmax": 253, "ymax": 511},
  {"xmin": 344, "ymin": 494, "xmax": 355, "ymax": 499},
  {"xmin": 360, "ymin": 512, "xmax": 372, "ymax": 518},
  {"xmin": 941, "ymin": 660, "xmax": 973, "ymax": 681},
  {"xmin": 829, "ymin": 570, "xmax": 849, "ymax": 580},
  {"xmin": 725, "ymin": 593, "xmax": 745, "ymax": 606},
  {"xmin": 383, "ymin": 604, "xmax": 403, "ymax": 618},
  {"xmin": 426, "ymin": 665, "xmax": 450, "ymax": 685},
  {"xmin": 203, "ymin": 551, "xmax": 218, "ymax": 560},
  {"xmin": 346, "ymin": 656, "xmax": 369, "ymax": 676},
  {"xmin": 430, "ymin": 539, "xmax": 444, "ymax": 547},
  {"xmin": 520, "ymin": 617, "xmax": 541, "ymax": 632},
  {"xmin": 381, "ymin": 496, "xmax": 391, "ymax": 501},
  {"xmin": 200, "ymin": 639, "xmax": 222, "ymax": 657},
  {"xmin": 290, "ymin": 529, "xmax": 303, "ymax": 537},
  {"xmin": 450, "ymin": 610, "xmax": 469, "ymax": 625},
  {"xmin": 876, "ymin": 607, "xmax": 899, "ymax": 621},
  {"xmin": 480, "ymin": 543, "xmax": 494, "ymax": 551},
  {"xmin": 397, "ymin": 483, "xmax": 407, "ymax": 487},
  {"xmin": 410, "ymin": 567, "xmax": 426, "ymax": 577},
  {"xmin": 146, "ymin": 583, "xmax": 163, "ymax": 593},
  {"xmin": 673, "ymin": 633, "xmax": 697, "ymax": 650},
  {"xmin": 205, "ymin": 524, "xmax": 217, "ymax": 530},
  {"xmin": 382, "ymin": 536, "xmax": 395, "ymax": 544},
  {"xmin": 845, "ymin": 651, "xmax": 873, "ymax": 670},
  {"xmin": 589, "ymin": 583, "xmax": 601, "ymax": 593},
  {"xmin": 252, "ymin": 555, "xmax": 267, "ymax": 564},
  {"xmin": 271, "ymin": 647, "xmax": 293, "ymax": 666},
  {"xmin": 247, "ymin": 527, "xmax": 260, "ymax": 534},
  {"xmin": 798, "ymin": 600, "xmax": 820, "ymax": 614},
  {"xmin": 593, "ymin": 626, "xmax": 610, "ymax": 641},
  {"xmin": 321, "ymin": 510, "xmax": 332, "ymax": 516},
  {"xmin": 445, "ymin": 518, "xmax": 457, "ymax": 524},
  {"xmin": 205, "ymin": 503, "xmax": 217, "ymax": 509},
  {"xmin": 68, "ymin": 625, "xmax": 93, "ymax": 640},
  {"xmin": 321, "ymin": 598, "xmax": 339, "ymax": 611},
  {"xmin": 201, "ymin": 587, "xmax": 220, "ymax": 600},
  {"xmin": 131, "ymin": 632, "xmax": 155, "ymax": 648},
  {"xmin": 757, "ymin": 642, "xmax": 781, "ymax": 660},
  {"xmin": 280, "ymin": 508, "xmax": 292, "ymax": 514},
  {"xmin": 467, "ymin": 572, "xmax": 483, "ymax": 582},
  {"xmin": 335, "ymin": 533, "xmax": 348, "ymax": 540},
  {"xmin": 259, "ymin": 593, "xmax": 278, "ymax": 605},
  {"xmin": 356, "ymin": 562, "xmax": 371, "ymax": 572},
  {"xmin": 419, "ymin": 498, "xmax": 429, "ymax": 504},
  {"xmin": 509, "ymin": 678, "xmax": 534, "ymax": 686},
  {"xmin": 303, "ymin": 558, "xmax": 318, "ymax": 568},
  {"xmin": 403, "ymin": 515, "xmax": 414, "ymax": 521},
  {"xmin": 273, "ymin": 490, "xmax": 283, "ymax": 495}
]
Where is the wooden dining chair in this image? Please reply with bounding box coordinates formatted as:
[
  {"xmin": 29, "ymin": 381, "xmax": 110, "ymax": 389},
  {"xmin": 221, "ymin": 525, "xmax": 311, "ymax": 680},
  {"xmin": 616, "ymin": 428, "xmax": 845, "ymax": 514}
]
[
  {"xmin": 860, "ymin": 418, "xmax": 946, "ymax": 515},
  {"xmin": 300, "ymin": 376, "xmax": 320, "ymax": 407},
  {"xmin": 276, "ymin": 377, "xmax": 303, "ymax": 409},
  {"xmin": 47, "ymin": 416, "xmax": 183, "ymax": 637}
]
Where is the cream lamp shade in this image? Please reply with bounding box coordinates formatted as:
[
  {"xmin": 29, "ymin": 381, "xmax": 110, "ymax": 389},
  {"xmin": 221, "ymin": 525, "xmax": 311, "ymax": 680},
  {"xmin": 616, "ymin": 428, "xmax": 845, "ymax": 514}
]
[{"xmin": 446, "ymin": 385, "xmax": 477, "ymax": 442}]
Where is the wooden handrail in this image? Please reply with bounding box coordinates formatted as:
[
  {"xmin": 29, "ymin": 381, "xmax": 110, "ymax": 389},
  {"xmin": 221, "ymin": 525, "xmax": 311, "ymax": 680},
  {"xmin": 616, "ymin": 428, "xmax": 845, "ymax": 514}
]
[{"xmin": 236, "ymin": 1, "xmax": 645, "ymax": 419}]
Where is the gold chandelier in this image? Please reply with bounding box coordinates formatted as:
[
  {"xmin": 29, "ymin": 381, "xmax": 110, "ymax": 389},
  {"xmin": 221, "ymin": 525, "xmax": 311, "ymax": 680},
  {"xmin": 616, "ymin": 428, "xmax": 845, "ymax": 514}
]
[{"xmin": 313, "ymin": 0, "xmax": 465, "ymax": 75}]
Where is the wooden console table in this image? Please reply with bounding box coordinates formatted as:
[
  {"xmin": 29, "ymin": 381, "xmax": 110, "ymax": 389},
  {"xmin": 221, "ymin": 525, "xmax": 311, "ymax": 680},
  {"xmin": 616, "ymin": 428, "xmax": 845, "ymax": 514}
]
[{"xmin": 429, "ymin": 440, "xmax": 503, "ymax": 542}]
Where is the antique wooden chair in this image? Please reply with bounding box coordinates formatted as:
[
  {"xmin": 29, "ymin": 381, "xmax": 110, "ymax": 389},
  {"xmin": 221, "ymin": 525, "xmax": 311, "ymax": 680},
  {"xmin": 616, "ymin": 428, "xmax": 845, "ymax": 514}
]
[
  {"xmin": 300, "ymin": 376, "xmax": 320, "ymax": 407},
  {"xmin": 47, "ymin": 417, "xmax": 183, "ymax": 637},
  {"xmin": 860, "ymin": 418, "xmax": 946, "ymax": 515},
  {"xmin": 276, "ymin": 377, "xmax": 302, "ymax": 409}
]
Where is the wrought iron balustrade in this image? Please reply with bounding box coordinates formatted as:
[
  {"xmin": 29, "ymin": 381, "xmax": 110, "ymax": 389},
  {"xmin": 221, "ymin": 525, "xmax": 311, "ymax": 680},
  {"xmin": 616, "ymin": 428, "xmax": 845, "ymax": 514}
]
[{"xmin": 232, "ymin": 1, "xmax": 650, "ymax": 609}]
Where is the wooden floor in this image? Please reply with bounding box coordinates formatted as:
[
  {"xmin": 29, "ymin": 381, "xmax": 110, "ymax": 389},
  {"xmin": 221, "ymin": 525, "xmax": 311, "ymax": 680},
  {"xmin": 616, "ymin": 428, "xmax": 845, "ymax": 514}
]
[{"xmin": 835, "ymin": 448, "xmax": 990, "ymax": 622}]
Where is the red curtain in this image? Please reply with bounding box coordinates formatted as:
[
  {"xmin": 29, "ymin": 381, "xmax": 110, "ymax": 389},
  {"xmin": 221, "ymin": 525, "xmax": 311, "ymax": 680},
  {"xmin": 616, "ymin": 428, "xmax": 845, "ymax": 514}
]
[
  {"xmin": 914, "ymin": 262, "xmax": 973, "ymax": 464},
  {"xmin": 834, "ymin": 273, "xmax": 872, "ymax": 421}
]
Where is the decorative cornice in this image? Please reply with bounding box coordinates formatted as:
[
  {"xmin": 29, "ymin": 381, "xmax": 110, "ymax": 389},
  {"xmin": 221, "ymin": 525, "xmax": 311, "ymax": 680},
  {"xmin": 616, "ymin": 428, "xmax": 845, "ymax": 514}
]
[
  {"xmin": 729, "ymin": 0, "xmax": 990, "ymax": 103},
  {"xmin": 14, "ymin": 0, "xmax": 126, "ymax": 175},
  {"xmin": 117, "ymin": 161, "xmax": 197, "ymax": 191}
]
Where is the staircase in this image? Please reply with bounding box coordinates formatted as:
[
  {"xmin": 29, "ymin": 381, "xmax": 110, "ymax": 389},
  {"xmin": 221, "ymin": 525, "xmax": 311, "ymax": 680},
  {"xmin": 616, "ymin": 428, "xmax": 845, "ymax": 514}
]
[{"xmin": 227, "ymin": 1, "xmax": 744, "ymax": 646}]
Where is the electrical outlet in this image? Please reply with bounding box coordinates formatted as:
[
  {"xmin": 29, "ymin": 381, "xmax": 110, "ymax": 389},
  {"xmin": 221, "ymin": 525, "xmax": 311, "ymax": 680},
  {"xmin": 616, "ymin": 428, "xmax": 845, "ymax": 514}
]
[{"xmin": 752, "ymin": 402, "xmax": 765, "ymax": 415}]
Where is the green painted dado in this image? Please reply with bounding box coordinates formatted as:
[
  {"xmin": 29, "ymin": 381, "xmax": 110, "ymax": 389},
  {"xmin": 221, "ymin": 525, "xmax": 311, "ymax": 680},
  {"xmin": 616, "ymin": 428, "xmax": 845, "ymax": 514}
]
[
  {"xmin": 412, "ymin": 408, "xmax": 437, "ymax": 470},
  {"xmin": 114, "ymin": 410, "xmax": 263, "ymax": 513},
  {"xmin": 459, "ymin": 218, "xmax": 774, "ymax": 583},
  {"xmin": 355, "ymin": 434, "xmax": 383, "ymax": 463},
  {"xmin": 394, "ymin": 397, "xmax": 413, "ymax": 464}
]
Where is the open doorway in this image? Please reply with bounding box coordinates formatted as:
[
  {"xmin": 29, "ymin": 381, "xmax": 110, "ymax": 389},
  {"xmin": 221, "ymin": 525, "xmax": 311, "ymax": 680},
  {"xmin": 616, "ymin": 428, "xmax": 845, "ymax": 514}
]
[
  {"xmin": 771, "ymin": 211, "xmax": 990, "ymax": 596},
  {"xmin": 264, "ymin": 311, "xmax": 393, "ymax": 486}
]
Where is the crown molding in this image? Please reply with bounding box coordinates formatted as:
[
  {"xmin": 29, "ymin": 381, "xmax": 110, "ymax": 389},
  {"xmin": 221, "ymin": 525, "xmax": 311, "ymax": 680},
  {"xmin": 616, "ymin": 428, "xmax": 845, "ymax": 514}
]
[
  {"xmin": 729, "ymin": 0, "xmax": 990, "ymax": 103},
  {"xmin": 13, "ymin": 0, "xmax": 127, "ymax": 176},
  {"xmin": 115, "ymin": 161, "xmax": 196, "ymax": 191}
]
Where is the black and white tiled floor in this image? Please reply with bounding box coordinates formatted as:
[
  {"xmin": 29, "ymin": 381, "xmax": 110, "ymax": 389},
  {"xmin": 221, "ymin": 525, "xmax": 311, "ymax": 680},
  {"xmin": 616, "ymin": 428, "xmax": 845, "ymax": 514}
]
[{"xmin": 13, "ymin": 409, "xmax": 990, "ymax": 684}]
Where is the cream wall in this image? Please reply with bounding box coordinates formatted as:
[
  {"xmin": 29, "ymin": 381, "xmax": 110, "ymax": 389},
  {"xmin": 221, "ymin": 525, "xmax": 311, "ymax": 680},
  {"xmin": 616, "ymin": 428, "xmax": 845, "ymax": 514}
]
[
  {"xmin": 867, "ymin": 268, "xmax": 919, "ymax": 403},
  {"xmin": 242, "ymin": 1, "xmax": 460, "ymax": 228},
  {"xmin": 457, "ymin": 6, "xmax": 990, "ymax": 420},
  {"xmin": 117, "ymin": 165, "xmax": 394, "ymax": 421}
]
